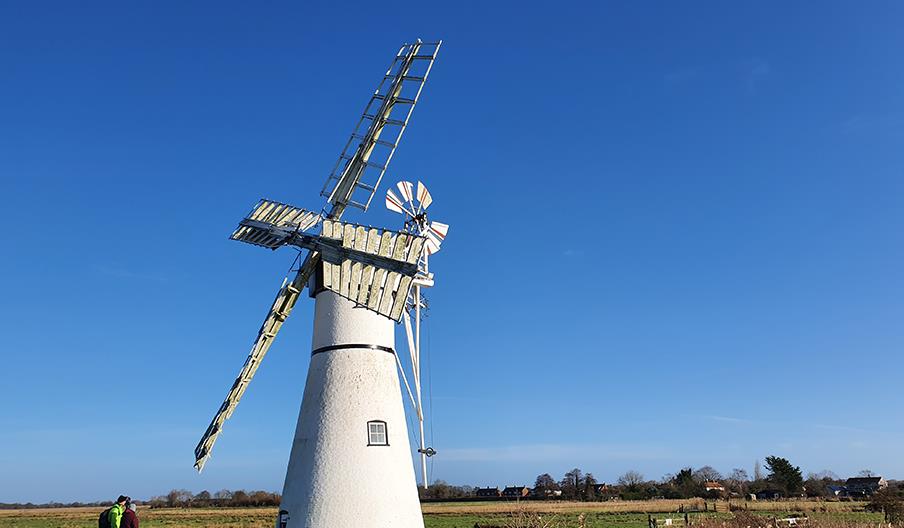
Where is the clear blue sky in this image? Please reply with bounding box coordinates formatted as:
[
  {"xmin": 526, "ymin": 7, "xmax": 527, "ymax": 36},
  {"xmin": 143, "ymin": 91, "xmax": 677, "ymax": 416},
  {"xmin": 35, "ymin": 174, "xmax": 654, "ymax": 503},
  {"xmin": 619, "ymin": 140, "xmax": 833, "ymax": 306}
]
[{"xmin": 1, "ymin": 1, "xmax": 902, "ymax": 503}]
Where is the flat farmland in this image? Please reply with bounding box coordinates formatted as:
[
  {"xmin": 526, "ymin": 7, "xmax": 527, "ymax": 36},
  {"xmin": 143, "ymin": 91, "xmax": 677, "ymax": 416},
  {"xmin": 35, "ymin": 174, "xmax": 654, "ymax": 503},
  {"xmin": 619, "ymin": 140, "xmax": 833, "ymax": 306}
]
[
  {"xmin": 0, "ymin": 507, "xmax": 274, "ymax": 527},
  {"xmin": 0, "ymin": 501, "xmax": 879, "ymax": 528}
]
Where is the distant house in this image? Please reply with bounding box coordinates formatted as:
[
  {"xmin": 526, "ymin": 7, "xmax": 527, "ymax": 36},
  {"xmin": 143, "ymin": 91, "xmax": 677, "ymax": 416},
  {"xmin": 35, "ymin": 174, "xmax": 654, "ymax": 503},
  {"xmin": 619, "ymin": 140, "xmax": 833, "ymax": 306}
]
[
  {"xmin": 827, "ymin": 486, "xmax": 845, "ymax": 498},
  {"xmin": 594, "ymin": 484, "xmax": 613, "ymax": 496},
  {"xmin": 704, "ymin": 482, "xmax": 725, "ymax": 492},
  {"xmin": 501, "ymin": 486, "xmax": 530, "ymax": 498},
  {"xmin": 844, "ymin": 477, "xmax": 887, "ymax": 497},
  {"xmin": 755, "ymin": 489, "xmax": 783, "ymax": 500},
  {"xmin": 532, "ymin": 488, "xmax": 563, "ymax": 497},
  {"xmin": 476, "ymin": 487, "xmax": 502, "ymax": 498}
]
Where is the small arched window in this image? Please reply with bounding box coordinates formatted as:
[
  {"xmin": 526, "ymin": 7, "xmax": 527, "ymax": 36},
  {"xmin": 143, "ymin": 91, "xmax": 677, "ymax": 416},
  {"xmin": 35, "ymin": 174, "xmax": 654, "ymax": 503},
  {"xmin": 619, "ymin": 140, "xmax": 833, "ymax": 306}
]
[{"xmin": 367, "ymin": 420, "xmax": 388, "ymax": 446}]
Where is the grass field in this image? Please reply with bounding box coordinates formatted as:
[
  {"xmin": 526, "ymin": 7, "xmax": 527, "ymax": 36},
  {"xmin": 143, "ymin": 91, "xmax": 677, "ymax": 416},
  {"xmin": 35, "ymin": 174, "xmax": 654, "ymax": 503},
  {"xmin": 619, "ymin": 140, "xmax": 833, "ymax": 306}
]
[{"xmin": 0, "ymin": 501, "xmax": 881, "ymax": 528}]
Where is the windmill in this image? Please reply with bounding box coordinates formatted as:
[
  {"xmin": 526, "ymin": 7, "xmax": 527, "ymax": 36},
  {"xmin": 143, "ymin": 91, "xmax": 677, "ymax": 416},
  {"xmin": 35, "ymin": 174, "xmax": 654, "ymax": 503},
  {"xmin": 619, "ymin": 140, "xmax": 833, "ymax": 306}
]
[{"xmin": 193, "ymin": 40, "xmax": 444, "ymax": 528}]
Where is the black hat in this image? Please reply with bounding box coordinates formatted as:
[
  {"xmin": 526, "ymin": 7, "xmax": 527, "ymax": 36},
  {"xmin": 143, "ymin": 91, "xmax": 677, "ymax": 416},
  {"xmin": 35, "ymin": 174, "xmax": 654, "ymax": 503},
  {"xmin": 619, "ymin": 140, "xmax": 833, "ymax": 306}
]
[{"xmin": 117, "ymin": 495, "xmax": 130, "ymax": 504}]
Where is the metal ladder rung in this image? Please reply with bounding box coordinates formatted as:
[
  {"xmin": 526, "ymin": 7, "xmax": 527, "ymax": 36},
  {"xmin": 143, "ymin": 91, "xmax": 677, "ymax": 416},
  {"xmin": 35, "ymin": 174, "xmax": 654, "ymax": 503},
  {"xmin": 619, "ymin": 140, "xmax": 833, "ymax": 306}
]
[
  {"xmin": 411, "ymin": 55, "xmax": 435, "ymax": 60},
  {"xmin": 365, "ymin": 160, "xmax": 387, "ymax": 170},
  {"xmin": 362, "ymin": 115, "xmax": 406, "ymax": 127},
  {"xmin": 381, "ymin": 74, "xmax": 426, "ymax": 83},
  {"xmin": 351, "ymin": 133, "xmax": 397, "ymax": 148},
  {"xmin": 348, "ymin": 199, "xmax": 367, "ymax": 209},
  {"xmin": 355, "ymin": 182, "xmax": 375, "ymax": 192},
  {"xmin": 372, "ymin": 94, "xmax": 416, "ymax": 105}
]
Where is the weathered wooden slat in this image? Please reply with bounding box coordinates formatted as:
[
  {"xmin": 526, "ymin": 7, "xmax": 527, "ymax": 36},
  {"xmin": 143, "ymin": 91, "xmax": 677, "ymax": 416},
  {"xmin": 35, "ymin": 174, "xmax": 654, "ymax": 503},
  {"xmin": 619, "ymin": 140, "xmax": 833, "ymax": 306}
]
[
  {"xmin": 331, "ymin": 260, "xmax": 341, "ymax": 291},
  {"xmin": 354, "ymin": 228, "xmax": 382, "ymax": 305},
  {"xmin": 406, "ymin": 237, "xmax": 425, "ymax": 264},
  {"xmin": 357, "ymin": 264, "xmax": 375, "ymax": 304},
  {"xmin": 322, "ymin": 260, "xmax": 332, "ymax": 290},
  {"xmin": 299, "ymin": 212, "xmax": 320, "ymax": 231},
  {"xmin": 349, "ymin": 226, "xmax": 367, "ymax": 299},
  {"xmin": 339, "ymin": 260, "xmax": 351, "ymax": 297},
  {"xmin": 339, "ymin": 224, "xmax": 356, "ymax": 297},
  {"xmin": 342, "ymin": 223, "xmax": 356, "ymax": 248},
  {"xmin": 284, "ymin": 207, "xmax": 304, "ymax": 224},
  {"xmin": 392, "ymin": 233, "xmax": 410, "ymax": 260},
  {"xmin": 389, "ymin": 276, "xmax": 412, "ymax": 320},
  {"xmin": 273, "ymin": 204, "xmax": 292, "ymax": 223},
  {"xmin": 251, "ymin": 201, "xmax": 275, "ymax": 220},
  {"xmin": 367, "ymin": 268, "xmax": 387, "ymax": 311},
  {"xmin": 366, "ymin": 228, "xmax": 381, "ymax": 255},
  {"xmin": 377, "ymin": 231, "xmax": 394, "ymax": 257},
  {"xmin": 263, "ymin": 203, "xmax": 285, "ymax": 223},
  {"xmin": 364, "ymin": 231, "xmax": 395, "ymax": 310},
  {"xmin": 379, "ymin": 272, "xmax": 401, "ymax": 316}
]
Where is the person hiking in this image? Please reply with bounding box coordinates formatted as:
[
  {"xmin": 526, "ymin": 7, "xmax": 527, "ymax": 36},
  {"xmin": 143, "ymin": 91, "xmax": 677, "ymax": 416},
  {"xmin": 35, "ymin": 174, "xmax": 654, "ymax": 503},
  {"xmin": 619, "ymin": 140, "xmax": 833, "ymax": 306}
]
[
  {"xmin": 103, "ymin": 495, "xmax": 130, "ymax": 528},
  {"xmin": 121, "ymin": 502, "xmax": 139, "ymax": 528}
]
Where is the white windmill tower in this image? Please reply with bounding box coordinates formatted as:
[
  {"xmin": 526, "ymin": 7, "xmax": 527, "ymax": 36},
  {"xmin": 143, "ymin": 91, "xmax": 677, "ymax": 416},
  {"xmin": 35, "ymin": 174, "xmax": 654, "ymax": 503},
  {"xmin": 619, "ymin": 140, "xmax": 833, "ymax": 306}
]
[{"xmin": 192, "ymin": 40, "xmax": 446, "ymax": 528}]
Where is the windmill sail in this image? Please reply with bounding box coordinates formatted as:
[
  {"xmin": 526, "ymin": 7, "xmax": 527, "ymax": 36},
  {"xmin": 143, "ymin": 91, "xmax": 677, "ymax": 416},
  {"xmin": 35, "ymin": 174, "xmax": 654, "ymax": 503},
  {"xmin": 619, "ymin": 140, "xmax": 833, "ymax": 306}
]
[
  {"xmin": 321, "ymin": 40, "xmax": 441, "ymax": 216},
  {"xmin": 230, "ymin": 199, "xmax": 322, "ymax": 249},
  {"xmin": 194, "ymin": 274, "xmax": 305, "ymax": 471}
]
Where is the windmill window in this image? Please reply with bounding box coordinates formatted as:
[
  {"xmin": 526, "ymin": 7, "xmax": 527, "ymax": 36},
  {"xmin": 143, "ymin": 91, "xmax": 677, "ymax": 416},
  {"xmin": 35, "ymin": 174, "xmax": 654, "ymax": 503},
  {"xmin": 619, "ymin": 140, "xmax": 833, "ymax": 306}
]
[{"xmin": 367, "ymin": 420, "xmax": 388, "ymax": 446}]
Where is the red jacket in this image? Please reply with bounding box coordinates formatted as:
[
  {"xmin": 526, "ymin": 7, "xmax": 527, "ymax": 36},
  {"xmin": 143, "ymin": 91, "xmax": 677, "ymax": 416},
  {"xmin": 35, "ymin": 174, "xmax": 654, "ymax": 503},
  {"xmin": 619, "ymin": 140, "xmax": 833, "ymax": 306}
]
[{"xmin": 121, "ymin": 509, "xmax": 139, "ymax": 528}]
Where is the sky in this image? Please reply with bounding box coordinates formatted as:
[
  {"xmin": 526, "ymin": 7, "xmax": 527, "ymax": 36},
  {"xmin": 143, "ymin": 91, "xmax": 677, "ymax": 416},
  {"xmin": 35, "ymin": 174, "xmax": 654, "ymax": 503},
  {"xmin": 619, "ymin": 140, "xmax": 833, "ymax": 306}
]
[{"xmin": 1, "ymin": 1, "xmax": 903, "ymax": 504}]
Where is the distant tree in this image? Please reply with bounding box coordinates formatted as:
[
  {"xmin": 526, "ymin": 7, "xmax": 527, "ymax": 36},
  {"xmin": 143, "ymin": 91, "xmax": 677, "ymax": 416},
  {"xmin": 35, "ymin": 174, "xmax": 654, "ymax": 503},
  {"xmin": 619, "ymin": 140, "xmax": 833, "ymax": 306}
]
[
  {"xmin": 147, "ymin": 496, "xmax": 167, "ymax": 508},
  {"xmin": 868, "ymin": 487, "xmax": 904, "ymax": 524},
  {"xmin": 421, "ymin": 480, "xmax": 451, "ymax": 500},
  {"xmin": 727, "ymin": 468, "xmax": 750, "ymax": 495},
  {"xmin": 693, "ymin": 466, "xmax": 723, "ymax": 483},
  {"xmin": 811, "ymin": 470, "xmax": 840, "ymax": 481},
  {"xmin": 670, "ymin": 468, "xmax": 701, "ymax": 499},
  {"xmin": 419, "ymin": 480, "xmax": 472, "ymax": 500},
  {"xmin": 560, "ymin": 468, "xmax": 583, "ymax": 500},
  {"xmin": 534, "ymin": 474, "xmax": 559, "ymax": 499},
  {"xmin": 248, "ymin": 491, "xmax": 280, "ymax": 506},
  {"xmin": 214, "ymin": 489, "xmax": 232, "ymax": 500},
  {"xmin": 764, "ymin": 456, "xmax": 803, "ymax": 495},
  {"xmin": 164, "ymin": 489, "xmax": 194, "ymax": 507},
  {"xmin": 859, "ymin": 469, "xmax": 876, "ymax": 477},
  {"xmin": 583, "ymin": 473, "xmax": 598, "ymax": 502},
  {"xmin": 232, "ymin": 490, "xmax": 249, "ymax": 507},
  {"xmin": 804, "ymin": 473, "xmax": 837, "ymax": 498},
  {"xmin": 618, "ymin": 471, "xmax": 644, "ymax": 491},
  {"xmin": 754, "ymin": 460, "xmax": 763, "ymax": 481},
  {"xmin": 193, "ymin": 491, "xmax": 211, "ymax": 507}
]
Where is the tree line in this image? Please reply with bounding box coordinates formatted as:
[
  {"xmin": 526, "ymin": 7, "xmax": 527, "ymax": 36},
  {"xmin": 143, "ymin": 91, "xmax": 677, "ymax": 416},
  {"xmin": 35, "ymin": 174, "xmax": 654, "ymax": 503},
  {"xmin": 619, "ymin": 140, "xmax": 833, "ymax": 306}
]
[
  {"xmin": 419, "ymin": 455, "xmax": 893, "ymax": 501},
  {"xmin": 0, "ymin": 489, "xmax": 282, "ymax": 510},
  {"xmin": 145, "ymin": 489, "xmax": 282, "ymax": 508}
]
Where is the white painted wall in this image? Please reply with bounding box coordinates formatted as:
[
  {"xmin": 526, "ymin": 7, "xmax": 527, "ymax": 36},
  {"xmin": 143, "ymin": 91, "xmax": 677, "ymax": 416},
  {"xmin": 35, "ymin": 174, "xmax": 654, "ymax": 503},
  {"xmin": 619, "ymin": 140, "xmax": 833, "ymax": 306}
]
[{"xmin": 277, "ymin": 290, "xmax": 424, "ymax": 528}]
